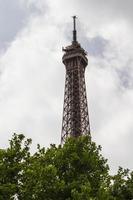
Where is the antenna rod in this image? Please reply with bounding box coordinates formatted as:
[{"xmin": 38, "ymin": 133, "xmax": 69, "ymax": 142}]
[{"xmin": 72, "ymin": 16, "xmax": 77, "ymax": 42}]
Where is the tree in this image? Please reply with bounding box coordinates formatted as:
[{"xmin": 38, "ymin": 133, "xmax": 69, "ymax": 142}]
[
  {"xmin": 0, "ymin": 133, "xmax": 133, "ymax": 199},
  {"xmin": 110, "ymin": 167, "xmax": 133, "ymax": 200},
  {"xmin": 19, "ymin": 135, "xmax": 110, "ymax": 199},
  {"xmin": 0, "ymin": 134, "xmax": 31, "ymax": 200}
]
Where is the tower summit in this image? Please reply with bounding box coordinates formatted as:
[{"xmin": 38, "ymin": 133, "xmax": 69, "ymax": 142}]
[{"xmin": 61, "ymin": 17, "xmax": 90, "ymax": 143}]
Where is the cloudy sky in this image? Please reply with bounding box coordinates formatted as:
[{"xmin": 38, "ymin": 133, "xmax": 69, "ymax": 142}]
[{"xmin": 0, "ymin": 0, "xmax": 133, "ymax": 173}]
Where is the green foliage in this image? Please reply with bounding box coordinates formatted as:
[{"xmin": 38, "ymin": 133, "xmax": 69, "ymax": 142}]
[
  {"xmin": 0, "ymin": 133, "xmax": 133, "ymax": 200},
  {"xmin": 0, "ymin": 133, "xmax": 31, "ymax": 199},
  {"xmin": 110, "ymin": 167, "xmax": 133, "ymax": 199},
  {"xmin": 19, "ymin": 135, "xmax": 110, "ymax": 199}
]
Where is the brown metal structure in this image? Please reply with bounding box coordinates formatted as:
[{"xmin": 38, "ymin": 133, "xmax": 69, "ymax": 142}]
[{"xmin": 61, "ymin": 16, "xmax": 90, "ymax": 143}]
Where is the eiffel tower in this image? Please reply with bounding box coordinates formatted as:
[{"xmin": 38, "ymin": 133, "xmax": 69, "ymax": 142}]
[{"xmin": 61, "ymin": 16, "xmax": 90, "ymax": 143}]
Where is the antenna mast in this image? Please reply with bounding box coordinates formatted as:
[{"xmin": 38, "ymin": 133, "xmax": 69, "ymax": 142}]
[{"xmin": 72, "ymin": 16, "xmax": 77, "ymax": 43}]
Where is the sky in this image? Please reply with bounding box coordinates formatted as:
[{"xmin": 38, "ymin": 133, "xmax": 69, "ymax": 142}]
[{"xmin": 0, "ymin": 0, "xmax": 133, "ymax": 173}]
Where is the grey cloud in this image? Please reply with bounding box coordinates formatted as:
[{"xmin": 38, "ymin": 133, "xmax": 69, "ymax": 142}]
[
  {"xmin": 0, "ymin": 0, "xmax": 27, "ymax": 51},
  {"xmin": 116, "ymin": 64, "xmax": 133, "ymax": 90},
  {"xmin": 0, "ymin": 0, "xmax": 48, "ymax": 52},
  {"xmin": 83, "ymin": 36, "xmax": 108, "ymax": 57},
  {"xmin": 74, "ymin": 0, "xmax": 133, "ymax": 22}
]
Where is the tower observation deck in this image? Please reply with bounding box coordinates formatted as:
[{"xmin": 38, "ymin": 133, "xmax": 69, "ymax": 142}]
[{"xmin": 61, "ymin": 16, "xmax": 90, "ymax": 143}]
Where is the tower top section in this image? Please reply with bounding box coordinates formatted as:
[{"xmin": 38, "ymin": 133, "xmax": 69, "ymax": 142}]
[
  {"xmin": 72, "ymin": 16, "xmax": 77, "ymax": 43},
  {"xmin": 62, "ymin": 16, "xmax": 88, "ymax": 66}
]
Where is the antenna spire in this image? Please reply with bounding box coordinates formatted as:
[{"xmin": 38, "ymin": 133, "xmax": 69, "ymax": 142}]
[{"xmin": 72, "ymin": 16, "xmax": 77, "ymax": 43}]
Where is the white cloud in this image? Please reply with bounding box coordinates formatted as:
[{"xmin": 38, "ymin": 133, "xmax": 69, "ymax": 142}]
[{"xmin": 0, "ymin": 13, "xmax": 65, "ymax": 148}]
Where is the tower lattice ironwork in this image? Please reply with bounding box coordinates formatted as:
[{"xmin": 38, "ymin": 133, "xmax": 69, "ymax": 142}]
[{"xmin": 61, "ymin": 16, "xmax": 90, "ymax": 143}]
